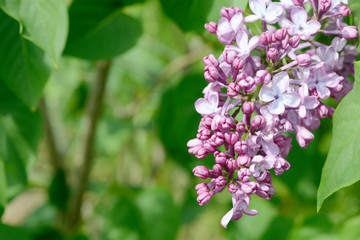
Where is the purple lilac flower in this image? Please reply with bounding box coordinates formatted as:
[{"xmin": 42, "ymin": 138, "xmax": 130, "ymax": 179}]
[{"xmin": 190, "ymin": 0, "xmax": 358, "ymax": 228}]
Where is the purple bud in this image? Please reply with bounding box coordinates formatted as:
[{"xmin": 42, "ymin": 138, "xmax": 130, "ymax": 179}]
[
  {"xmin": 204, "ymin": 22, "xmax": 217, "ymax": 34},
  {"xmin": 241, "ymin": 181, "xmax": 258, "ymax": 194},
  {"xmin": 224, "ymin": 131, "xmax": 240, "ymax": 145},
  {"xmin": 227, "ymin": 82, "xmax": 239, "ymax": 97},
  {"xmin": 227, "ymin": 158, "xmax": 238, "ymax": 171},
  {"xmin": 215, "ymin": 175, "xmax": 227, "ymax": 187},
  {"xmin": 339, "ymin": 5, "xmax": 351, "ymax": 17},
  {"xmin": 228, "ymin": 183, "xmax": 238, "ymax": 193},
  {"xmin": 289, "ymin": 35, "xmax": 300, "ymax": 48},
  {"xmin": 275, "ymin": 28, "xmax": 287, "ymax": 41},
  {"xmin": 251, "ymin": 115, "xmax": 265, "ymax": 129},
  {"xmin": 204, "ymin": 66, "xmax": 219, "ymax": 82},
  {"xmin": 196, "ymin": 183, "xmax": 209, "ymax": 195},
  {"xmin": 316, "ymin": 104, "xmax": 328, "ymax": 118},
  {"xmin": 197, "ymin": 128, "xmax": 212, "ymax": 140},
  {"xmin": 201, "ymin": 116, "xmax": 213, "ymax": 129},
  {"xmin": 260, "ymin": 31, "xmax": 271, "ymax": 45},
  {"xmin": 296, "ymin": 127, "xmax": 314, "ymax": 148},
  {"xmin": 236, "ymin": 122, "xmax": 246, "ymax": 133},
  {"xmin": 238, "ymin": 79, "xmax": 249, "ymax": 90},
  {"xmin": 221, "ymin": 7, "xmax": 236, "ymax": 20},
  {"xmin": 291, "ymin": 0, "xmax": 304, "ymax": 6},
  {"xmin": 267, "ymin": 48, "xmax": 279, "ymax": 61},
  {"xmin": 197, "ymin": 192, "xmax": 211, "ymax": 206},
  {"xmin": 193, "ymin": 166, "xmax": 210, "ymax": 179},
  {"xmin": 319, "ymin": 0, "xmax": 331, "ymax": 17},
  {"xmin": 203, "ymin": 54, "xmax": 219, "ymax": 68},
  {"xmin": 242, "ymin": 102, "xmax": 255, "ymax": 115},
  {"xmin": 342, "ymin": 26, "xmax": 358, "ymax": 40},
  {"xmin": 296, "ymin": 53, "xmax": 312, "ymax": 67},
  {"xmin": 237, "ymin": 153, "xmax": 251, "ymax": 167},
  {"xmin": 234, "ymin": 141, "xmax": 248, "ymax": 155},
  {"xmin": 224, "ymin": 50, "xmax": 237, "ymax": 64},
  {"xmin": 256, "ymin": 70, "xmax": 271, "ymax": 85},
  {"xmin": 233, "ymin": 57, "xmax": 245, "ymax": 70},
  {"xmin": 237, "ymin": 168, "xmax": 251, "ymax": 182},
  {"xmin": 271, "ymin": 33, "xmax": 277, "ymax": 43},
  {"xmin": 215, "ymin": 151, "xmax": 227, "ymax": 165},
  {"xmin": 213, "ymin": 164, "xmax": 223, "ymax": 175}
]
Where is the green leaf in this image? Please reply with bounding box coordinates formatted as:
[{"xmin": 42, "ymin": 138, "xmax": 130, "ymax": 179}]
[
  {"xmin": 317, "ymin": 61, "xmax": 360, "ymax": 211},
  {"xmin": 0, "ymin": 80, "xmax": 42, "ymax": 199},
  {"xmin": 0, "ymin": 156, "xmax": 6, "ymax": 219},
  {"xmin": 159, "ymin": 0, "xmax": 214, "ymax": 33},
  {"xmin": 135, "ymin": 188, "xmax": 179, "ymax": 240},
  {"xmin": 0, "ymin": 9, "xmax": 52, "ymax": 108},
  {"xmin": 217, "ymin": 0, "xmax": 247, "ymax": 9},
  {"xmin": 49, "ymin": 169, "xmax": 69, "ymax": 211},
  {"xmin": 64, "ymin": 0, "xmax": 142, "ymax": 59},
  {"xmin": 0, "ymin": 0, "xmax": 69, "ymax": 66},
  {"xmin": 0, "ymin": 224, "xmax": 31, "ymax": 240}
]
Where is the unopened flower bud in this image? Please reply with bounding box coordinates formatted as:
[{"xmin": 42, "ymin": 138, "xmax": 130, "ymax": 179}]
[
  {"xmin": 201, "ymin": 116, "xmax": 213, "ymax": 129},
  {"xmin": 328, "ymin": 106, "xmax": 335, "ymax": 119},
  {"xmin": 221, "ymin": 7, "xmax": 235, "ymax": 20},
  {"xmin": 224, "ymin": 50, "xmax": 237, "ymax": 64},
  {"xmin": 227, "ymin": 82, "xmax": 239, "ymax": 97},
  {"xmin": 215, "ymin": 151, "xmax": 227, "ymax": 165},
  {"xmin": 215, "ymin": 175, "xmax": 227, "ymax": 187},
  {"xmin": 267, "ymin": 48, "xmax": 279, "ymax": 61},
  {"xmin": 196, "ymin": 183, "xmax": 209, "ymax": 195},
  {"xmin": 203, "ymin": 54, "xmax": 219, "ymax": 68},
  {"xmin": 224, "ymin": 131, "xmax": 239, "ymax": 145},
  {"xmin": 256, "ymin": 70, "xmax": 271, "ymax": 84},
  {"xmin": 233, "ymin": 57, "xmax": 245, "ymax": 70},
  {"xmin": 339, "ymin": 5, "xmax": 351, "ymax": 17},
  {"xmin": 228, "ymin": 183, "xmax": 238, "ymax": 193},
  {"xmin": 226, "ymin": 158, "xmax": 238, "ymax": 171},
  {"xmin": 260, "ymin": 31, "xmax": 271, "ymax": 45},
  {"xmin": 213, "ymin": 164, "xmax": 223, "ymax": 175},
  {"xmin": 289, "ymin": 35, "xmax": 300, "ymax": 48},
  {"xmin": 242, "ymin": 102, "xmax": 255, "ymax": 115},
  {"xmin": 251, "ymin": 115, "xmax": 265, "ymax": 129},
  {"xmin": 204, "ymin": 66, "xmax": 219, "ymax": 82},
  {"xmin": 236, "ymin": 121, "xmax": 246, "ymax": 133},
  {"xmin": 319, "ymin": 0, "xmax": 331, "ymax": 18},
  {"xmin": 197, "ymin": 192, "xmax": 211, "ymax": 206},
  {"xmin": 317, "ymin": 104, "xmax": 328, "ymax": 118},
  {"xmin": 275, "ymin": 28, "xmax": 287, "ymax": 41},
  {"xmin": 193, "ymin": 166, "xmax": 210, "ymax": 179},
  {"xmin": 342, "ymin": 26, "xmax": 358, "ymax": 40},
  {"xmin": 296, "ymin": 53, "xmax": 312, "ymax": 67},
  {"xmin": 296, "ymin": 127, "xmax": 314, "ymax": 148},
  {"xmin": 234, "ymin": 141, "xmax": 248, "ymax": 154},
  {"xmin": 205, "ymin": 22, "xmax": 217, "ymax": 34},
  {"xmin": 237, "ymin": 153, "xmax": 251, "ymax": 167}
]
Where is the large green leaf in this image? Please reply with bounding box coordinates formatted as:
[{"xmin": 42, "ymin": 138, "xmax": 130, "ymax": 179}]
[
  {"xmin": 0, "ymin": 0, "xmax": 69, "ymax": 65},
  {"xmin": 0, "ymin": 224, "xmax": 31, "ymax": 240},
  {"xmin": 0, "ymin": 80, "xmax": 42, "ymax": 199},
  {"xmin": 0, "ymin": 10, "xmax": 52, "ymax": 108},
  {"xmin": 159, "ymin": 0, "xmax": 214, "ymax": 33},
  {"xmin": 64, "ymin": 0, "xmax": 142, "ymax": 59},
  {"xmin": 317, "ymin": 61, "xmax": 360, "ymax": 211}
]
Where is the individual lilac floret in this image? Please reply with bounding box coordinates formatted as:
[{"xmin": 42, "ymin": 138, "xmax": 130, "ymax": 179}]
[
  {"xmin": 288, "ymin": 7, "xmax": 321, "ymax": 40},
  {"xmin": 217, "ymin": 12, "xmax": 244, "ymax": 44},
  {"xmin": 195, "ymin": 92, "xmax": 221, "ymax": 115},
  {"xmin": 306, "ymin": 63, "xmax": 342, "ymax": 99},
  {"xmin": 225, "ymin": 31, "xmax": 260, "ymax": 60},
  {"xmin": 259, "ymin": 72, "xmax": 301, "ymax": 114},
  {"xmin": 245, "ymin": 0, "xmax": 284, "ymax": 24}
]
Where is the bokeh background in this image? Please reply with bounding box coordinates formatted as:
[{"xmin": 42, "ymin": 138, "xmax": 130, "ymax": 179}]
[{"xmin": 1, "ymin": 0, "xmax": 360, "ymax": 239}]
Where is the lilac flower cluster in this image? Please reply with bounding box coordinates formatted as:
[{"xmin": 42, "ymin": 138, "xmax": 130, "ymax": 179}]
[{"xmin": 187, "ymin": 0, "xmax": 358, "ymax": 228}]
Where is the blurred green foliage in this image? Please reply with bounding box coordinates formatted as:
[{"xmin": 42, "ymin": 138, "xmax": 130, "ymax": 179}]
[{"xmin": 0, "ymin": 0, "xmax": 358, "ymax": 239}]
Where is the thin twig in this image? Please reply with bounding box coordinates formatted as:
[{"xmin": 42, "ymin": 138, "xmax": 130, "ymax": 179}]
[{"xmin": 67, "ymin": 60, "xmax": 111, "ymax": 230}]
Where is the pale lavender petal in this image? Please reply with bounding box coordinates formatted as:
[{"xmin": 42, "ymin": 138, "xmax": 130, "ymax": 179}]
[
  {"xmin": 291, "ymin": 7, "xmax": 308, "ymax": 26},
  {"xmin": 268, "ymin": 100, "xmax": 285, "ymax": 115},
  {"xmin": 236, "ymin": 31, "xmax": 249, "ymax": 49},
  {"xmin": 217, "ymin": 17, "xmax": 235, "ymax": 45},
  {"xmin": 259, "ymin": 86, "xmax": 276, "ymax": 102},
  {"xmin": 281, "ymin": 93, "xmax": 301, "ymax": 108},
  {"xmin": 221, "ymin": 209, "xmax": 234, "ymax": 228},
  {"xmin": 230, "ymin": 13, "xmax": 244, "ymax": 33},
  {"xmin": 249, "ymin": 0, "xmax": 266, "ymax": 17},
  {"xmin": 265, "ymin": 3, "xmax": 283, "ymax": 23},
  {"xmin": 252, "ymin": 155, "xmax": 264, "ymax": 163},
  {"xmin": 316, "ymin": 85, "xmax": 331, "ymax": 99},
  {"xmin": 331, "ymin": 37, "xmax": 346, "ymax": 52},
  {"xmin": 272, "ymin": 72, "xmax": 290, "ymax": 94},
  {"xmin": 245, "ymin": 14, "xmax": 261, "ymax": 23},
  {"xmin": 298, "ymin": 105, "xmax": 307, "ymax": 118},
  {"xmin": 325, "ymin": 74, "xmax": 341, "ymax": 88},
  {"xmin": 187, "ymin": 138, "xmax": 202, "ymax": 148},
  {"xmin": 263, "ymin": 155, "xmax": 277, "ymax": 169},
  {"xmin": 243, "ymin": 209, "xmax": 259, "ymax": 216},
  {"xmin": 248, "ymin": 36, "xmax": 260, "ymax": 51},
  {"xmin": 303, "ymin": 96, "xmax": 319, "ymax": 109},
  {"xmin": 303, "ymin": 20, "xmax": 321, "ymax": 35},
  {"xmin": 262, "ymin": 140, "xmax": 280, "ymax": 156},
  {"xmin": 208, "ymin": 92, "xmax": 219, "ymax": 106}
]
